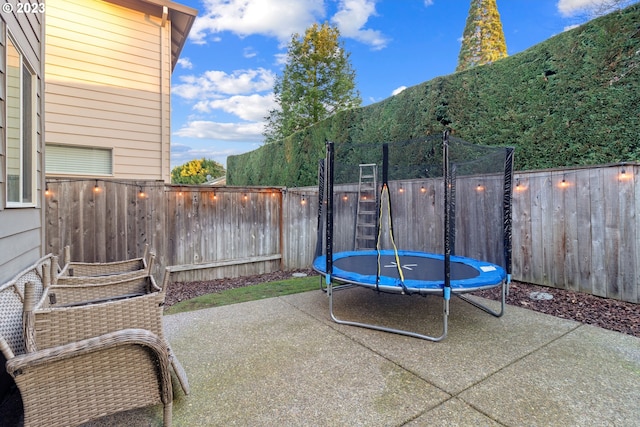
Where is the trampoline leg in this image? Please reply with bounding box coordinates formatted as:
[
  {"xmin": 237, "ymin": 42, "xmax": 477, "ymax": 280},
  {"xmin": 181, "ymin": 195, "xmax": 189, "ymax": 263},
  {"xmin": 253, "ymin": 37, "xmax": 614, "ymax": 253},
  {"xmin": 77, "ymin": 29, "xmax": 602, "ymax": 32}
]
[
  {"xmin": 327, "ymin": 279, "xmax": 449, "ymax": 342},
  {"xmin": 454, "ymin": 279, "xmax": 507, "ymax": 318}
]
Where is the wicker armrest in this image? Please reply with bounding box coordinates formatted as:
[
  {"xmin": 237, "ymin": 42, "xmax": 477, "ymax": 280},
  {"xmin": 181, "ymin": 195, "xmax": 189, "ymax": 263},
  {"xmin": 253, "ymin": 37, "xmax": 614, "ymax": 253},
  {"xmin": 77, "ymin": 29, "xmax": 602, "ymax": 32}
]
[
  {"xmin": 7, "ymin": 328, "xmax": 170, "ymax": 382},
  {"xmin": 6, "ymin": 328, "xmax": 173, "ymax": 427}
]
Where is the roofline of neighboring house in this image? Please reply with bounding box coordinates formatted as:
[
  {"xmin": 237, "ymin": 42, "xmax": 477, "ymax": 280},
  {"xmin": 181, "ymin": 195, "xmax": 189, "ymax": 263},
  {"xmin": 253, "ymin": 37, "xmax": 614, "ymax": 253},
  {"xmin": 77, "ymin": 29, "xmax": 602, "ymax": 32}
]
[
  {"xmin": 206, "ymin": 175, "xmax": 227, "ymax": 186},
  {"xmin": 105, "ymin": 0, "xmax": 198, "ymax": 71}
]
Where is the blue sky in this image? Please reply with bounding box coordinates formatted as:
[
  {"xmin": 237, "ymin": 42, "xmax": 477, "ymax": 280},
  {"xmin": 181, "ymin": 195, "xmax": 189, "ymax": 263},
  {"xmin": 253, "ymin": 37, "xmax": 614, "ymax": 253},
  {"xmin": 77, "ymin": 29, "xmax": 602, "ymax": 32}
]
[{"xmin": 170, "ymin": 0, "xmax": 638, "ymax": 169}]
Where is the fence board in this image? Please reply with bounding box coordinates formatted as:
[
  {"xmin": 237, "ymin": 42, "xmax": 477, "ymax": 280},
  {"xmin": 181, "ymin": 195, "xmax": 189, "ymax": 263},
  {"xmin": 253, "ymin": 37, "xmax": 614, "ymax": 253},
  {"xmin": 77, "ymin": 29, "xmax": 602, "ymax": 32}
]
[
  {"xmin": 604, "ymin": 167, "xmax": 621, "ymax": 300},
  {"xmin": 576, "ymin": 171, "xmax": 592, "ymax": 291},
  {"xmin": 588, "ymin": 168, "xmax": 607, "ymax": 296},
  {"xmin": 512, "ymin": 174, "xmax": 532, "ymax": 282}
]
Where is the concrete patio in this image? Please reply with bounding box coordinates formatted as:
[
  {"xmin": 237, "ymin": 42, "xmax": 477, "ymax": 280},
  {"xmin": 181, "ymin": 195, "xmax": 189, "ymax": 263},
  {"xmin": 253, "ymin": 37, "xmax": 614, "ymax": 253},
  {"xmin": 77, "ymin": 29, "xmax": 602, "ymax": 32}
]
[{"xmin": 78, "ymin": 286, "xmax": 640, "ymax": 426}]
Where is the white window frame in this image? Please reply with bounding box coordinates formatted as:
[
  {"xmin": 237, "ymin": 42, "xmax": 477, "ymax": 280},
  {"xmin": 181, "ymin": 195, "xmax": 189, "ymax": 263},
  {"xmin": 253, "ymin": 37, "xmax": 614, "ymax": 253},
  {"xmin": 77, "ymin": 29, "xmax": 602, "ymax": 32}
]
[{"xmin": 5, "ymin": 32, "xmax": 37, "ymax": 208}]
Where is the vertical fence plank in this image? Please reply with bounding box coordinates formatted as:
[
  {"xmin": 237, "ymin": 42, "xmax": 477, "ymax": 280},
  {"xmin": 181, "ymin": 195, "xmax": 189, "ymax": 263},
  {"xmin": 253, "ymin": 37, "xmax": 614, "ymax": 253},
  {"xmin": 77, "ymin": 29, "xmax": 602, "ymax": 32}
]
[
  {"xmin": 575, "ymin": 170, "xmax": 592, "ymax": 292},
  {"xmin": 512, "ymin": 173, "xmax": 532, "ymax": 283},
  {"xmin": 633, "ymin": 165, "xmax": 640, "ymax": 303},
  {"xmin": 588, "ymin": 168, "xmax": 607, "ymax": 297},
  {"xmin": 529, "ymin": 173, "xmax": 545, "ymax": 285},
  {"xmin": 617, "ymin": 165, "xmax": 636, "ymax": 302},
  {"xmin": 604, "ymin": 167, "xmax": 621, "ymax": 300}
]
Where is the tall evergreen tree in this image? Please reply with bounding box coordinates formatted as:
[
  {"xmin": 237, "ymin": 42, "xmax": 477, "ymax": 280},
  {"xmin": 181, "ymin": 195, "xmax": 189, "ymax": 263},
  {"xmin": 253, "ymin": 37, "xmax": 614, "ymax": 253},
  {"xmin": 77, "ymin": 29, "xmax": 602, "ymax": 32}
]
[
  {"xmin": 264, "ymin": 22, "xmax": 361, "ymax": 144},
  {"xmin": 456, "ymin": 0, "xmax": 508, "ymax": 72}
]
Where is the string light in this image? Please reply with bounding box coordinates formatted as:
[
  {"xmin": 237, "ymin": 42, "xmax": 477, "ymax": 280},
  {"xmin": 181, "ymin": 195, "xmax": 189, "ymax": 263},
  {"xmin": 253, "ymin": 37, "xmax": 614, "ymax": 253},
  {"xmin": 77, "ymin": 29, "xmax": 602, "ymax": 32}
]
[
  {"xmin": 45, "ymin": 185, "xmax": 51, "ymax": 197},
  {"xmin": 619, "ymin": 167, "xmax": 632, "ymax": 181},
  {"xmin": 420, "ymin": 186, "xmax": 426, "ymax": 193},
  {"xmin": 138, "ymin": 187, "xmax": 146, "ymax": 198},
  {"xmin": 476, "ymin": 183, "xmax": 484, "ymax": 191},
  {"xmin": 93, "ymin": 180, "xmax": 100, "ymax": 193},
  {"xmin": 559, "ymin": 174, "xmax": 569, "ymax": 189},
  {"xmin": 342, "ymin": 194, "xmax": 348, "ymax": 201},
  {"xmin": 301, "ymin": 194, "xmax": 306, "ymax": 205},
  {"xmin": 398, "ymin": 187, "xmax": 404, "ymax": 193}
]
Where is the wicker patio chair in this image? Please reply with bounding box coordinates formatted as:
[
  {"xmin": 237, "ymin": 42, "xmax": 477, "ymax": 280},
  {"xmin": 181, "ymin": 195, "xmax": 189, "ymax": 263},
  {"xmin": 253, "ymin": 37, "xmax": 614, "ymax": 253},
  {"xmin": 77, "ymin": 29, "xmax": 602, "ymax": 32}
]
[
  {"xmin": 40, "ymin": 268, "xmax": 190, "ymax": 395},
  {"xmin": 0, "ymin": 256, "xmax": 173, "ymax": 427},
  {"xmin": 56, "ymin": 244, "xmax": 153, "ymax": 285}
]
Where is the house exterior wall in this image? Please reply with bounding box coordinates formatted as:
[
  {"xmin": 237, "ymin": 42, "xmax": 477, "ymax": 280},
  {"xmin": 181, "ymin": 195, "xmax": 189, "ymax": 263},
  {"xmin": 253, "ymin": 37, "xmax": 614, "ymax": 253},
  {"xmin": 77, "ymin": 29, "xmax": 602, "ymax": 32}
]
[
  {"xmin": 45, "ymin": 0, "xmax": 172, "ymax": 182},
  {"xmin": 0, "ymin": 4, "xmax": 45, "ymax": 282}
]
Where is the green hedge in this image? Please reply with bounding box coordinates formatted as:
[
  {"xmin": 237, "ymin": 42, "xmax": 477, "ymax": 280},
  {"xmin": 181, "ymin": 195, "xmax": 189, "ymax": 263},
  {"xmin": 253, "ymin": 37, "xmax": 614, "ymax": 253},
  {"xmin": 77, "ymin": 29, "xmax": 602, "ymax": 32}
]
[{"xmin": 228, "ymin": 5, "xmax": 640, "ymax": 186}]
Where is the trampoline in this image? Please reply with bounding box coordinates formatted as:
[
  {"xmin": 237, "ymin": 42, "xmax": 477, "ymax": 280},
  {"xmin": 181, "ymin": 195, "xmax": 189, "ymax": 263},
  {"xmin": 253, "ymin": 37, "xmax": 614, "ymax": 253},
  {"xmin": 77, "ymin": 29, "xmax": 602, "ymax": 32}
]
[
  {"xmin": 313, "ymin": 132, "xmax": 515, "ymax": 341},
  {"xmin": 313, "ymin": 250, "xmax": 506, "ymax": 294}
]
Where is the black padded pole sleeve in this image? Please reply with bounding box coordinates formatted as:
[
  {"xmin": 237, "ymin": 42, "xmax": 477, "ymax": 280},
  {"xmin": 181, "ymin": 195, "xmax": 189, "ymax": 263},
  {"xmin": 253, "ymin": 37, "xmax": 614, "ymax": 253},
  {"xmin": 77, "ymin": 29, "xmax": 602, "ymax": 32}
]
[
  {"xmin": 326, "ymin": 141, "xmax": 335, "ymax": 276},
  {"xmin": 314, "ymin": 158, "xmax": 325, "ymax": 260},
  {"xmin": 443, "ymin": 130, "xmax": 451, "ymax": 291},
  {"xmin": 503, "ymin": 147, "xmax": 515, "ymax": 275}
]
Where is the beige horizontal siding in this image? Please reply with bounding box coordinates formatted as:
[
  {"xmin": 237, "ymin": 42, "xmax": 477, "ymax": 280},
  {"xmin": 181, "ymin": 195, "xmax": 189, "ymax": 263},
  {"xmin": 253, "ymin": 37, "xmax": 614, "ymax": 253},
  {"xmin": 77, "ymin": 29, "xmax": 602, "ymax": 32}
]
[
  {"xmin": 46, "ymin": 83, "xmax": 161, "ymax": 111},
  {"xmin": 46, "ymin": 111, "xmax": 161, "ymax": 135},
  {"xmin": 45, "ymin": 0, "xmax": 171, "ymax": 181}
]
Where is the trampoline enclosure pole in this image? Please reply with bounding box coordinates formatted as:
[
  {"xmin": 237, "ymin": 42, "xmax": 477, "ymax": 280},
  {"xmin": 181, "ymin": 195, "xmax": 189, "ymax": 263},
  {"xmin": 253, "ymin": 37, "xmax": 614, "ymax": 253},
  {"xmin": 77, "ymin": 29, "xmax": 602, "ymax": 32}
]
[
  {"xmin": 442, "ymin": 130, "xmax": 451, "ymax": 302},
  {"xmin": 325, "ymin": 141, "xmax": 335, "ymax": 286},
  {"xmin": 503, "ymin": 147, "xmax": 515, "ymax": 284}
]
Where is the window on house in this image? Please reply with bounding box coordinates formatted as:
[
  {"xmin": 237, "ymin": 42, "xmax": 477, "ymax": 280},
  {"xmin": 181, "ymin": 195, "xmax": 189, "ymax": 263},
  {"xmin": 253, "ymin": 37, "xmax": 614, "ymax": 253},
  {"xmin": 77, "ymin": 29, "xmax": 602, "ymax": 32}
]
[
  {"xmin": 45, "ymin": 144, "xmax": 113, "ymax": 176},
  {"xmin": 6, "ymin": 34, "xmax": 36, "ymax": 206}
]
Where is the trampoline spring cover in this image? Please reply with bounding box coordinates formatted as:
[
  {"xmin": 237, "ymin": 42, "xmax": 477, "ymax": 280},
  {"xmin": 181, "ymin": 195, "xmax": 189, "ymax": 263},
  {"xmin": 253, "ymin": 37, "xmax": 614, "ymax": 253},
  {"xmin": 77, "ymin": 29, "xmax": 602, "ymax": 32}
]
[{"xmin": 313, "ymin": 250, "xmax": 505, "ymax": 293}]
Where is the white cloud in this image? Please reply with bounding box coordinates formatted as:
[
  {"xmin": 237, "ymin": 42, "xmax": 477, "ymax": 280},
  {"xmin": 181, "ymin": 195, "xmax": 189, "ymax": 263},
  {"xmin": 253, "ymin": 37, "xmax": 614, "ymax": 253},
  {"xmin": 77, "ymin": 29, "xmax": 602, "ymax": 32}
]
[
  {"xmin": 174, "ymin": 121, "xmax": 265, "ymax": 142},
  {"xmin": 557, "ymin": 0, "xmax": 601, "ymax": 16},
  {"xmin": 243, "ymin": 47, "xmax": 257, "ymax": 58},
  {"xmin": 193, "ymin": 93, "xmax": 277, "ymax": 122},
  {"xmin": 189, "ymin": 0, "xmax": 325, "ymax": 44},
  {"xmin": 391, "ymin": 86, "xmax": 407, "ymax": 96},
  {"xmin": 331, "ymin": 0, "xmax": 389, "ymax": 50},
  {"xmin": 189, "ymin": 0, "xmax": 389, "ymax": 50},
  {"xmin": 177, "ymin": 58, "xmax": 193, "ymax": 69},
  {"xmin": 424, "ymin": 0, "xmax": 434, "ymax": 5},
  {"xmin": 557, "ymin": 0, "xmax": 636, "ymax": 17},
  {"xmin": 172, "ymin": 68, "xmax": 276, "ymax": 100},
  {"xmin": 172, "ymin": 68, "xmax": 276, "ymax": 144}
]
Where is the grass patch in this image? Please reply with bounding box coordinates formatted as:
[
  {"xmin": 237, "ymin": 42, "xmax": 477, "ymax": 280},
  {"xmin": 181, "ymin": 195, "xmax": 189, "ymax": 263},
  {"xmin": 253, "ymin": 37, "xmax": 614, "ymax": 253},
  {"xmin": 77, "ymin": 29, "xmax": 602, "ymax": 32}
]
[{"xmin": 165, "ymin": 275, "xmax": 321, "ymax": 315}]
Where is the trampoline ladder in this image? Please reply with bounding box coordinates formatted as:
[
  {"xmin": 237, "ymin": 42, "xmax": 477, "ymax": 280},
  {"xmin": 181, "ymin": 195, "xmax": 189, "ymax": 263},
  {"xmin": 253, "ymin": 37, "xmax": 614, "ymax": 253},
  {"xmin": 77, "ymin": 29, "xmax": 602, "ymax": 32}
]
[{"xmin": 354, "ymin": 163, "xmax": 378, "ymax": 250}]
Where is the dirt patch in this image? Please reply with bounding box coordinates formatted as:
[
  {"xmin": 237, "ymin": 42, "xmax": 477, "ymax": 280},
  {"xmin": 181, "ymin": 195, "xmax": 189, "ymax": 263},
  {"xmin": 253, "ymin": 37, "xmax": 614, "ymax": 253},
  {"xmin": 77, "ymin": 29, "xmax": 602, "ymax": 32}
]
[
  {"xmin": 473, "ymin": 281, "xmax": 639, "ymax": 337},
  {"xmin": 167, "ymin": 272, "xmax": 639, "ymax": 338}
]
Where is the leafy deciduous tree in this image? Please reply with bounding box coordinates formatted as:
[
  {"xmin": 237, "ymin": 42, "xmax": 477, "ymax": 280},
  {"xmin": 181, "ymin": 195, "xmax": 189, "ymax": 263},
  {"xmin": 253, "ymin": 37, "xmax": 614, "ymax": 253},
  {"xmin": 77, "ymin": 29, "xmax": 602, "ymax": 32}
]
[
  {"xmin": 264, "ymin": 22, "xmax": 361, "ymax": 144},
  {"xmin": 171, "ymin": 158, "xmax": 225, "ymax": 184},
  {"xmin": 456, "ymin": 0, "xmax": 508, "ymax": 72}
]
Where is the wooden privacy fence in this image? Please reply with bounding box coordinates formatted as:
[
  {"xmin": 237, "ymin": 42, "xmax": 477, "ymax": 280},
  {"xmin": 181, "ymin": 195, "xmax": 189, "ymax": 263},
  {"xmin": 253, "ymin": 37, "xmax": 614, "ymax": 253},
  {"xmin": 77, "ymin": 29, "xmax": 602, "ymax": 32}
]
[
  {"xmin": 45, "ymin": 163, "xmax": 639, "ymax": 303},
  {"xmin": 45, "ymin": 181, "xmax": 285, "ymax": 282}
]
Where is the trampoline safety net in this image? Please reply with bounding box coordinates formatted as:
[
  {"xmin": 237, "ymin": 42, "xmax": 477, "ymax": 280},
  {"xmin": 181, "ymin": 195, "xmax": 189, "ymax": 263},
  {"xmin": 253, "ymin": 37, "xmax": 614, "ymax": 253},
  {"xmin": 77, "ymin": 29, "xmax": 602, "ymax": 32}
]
[
  {"xmin": 313, "ymin": 132, "xmax": 514, "ymax": 341},
  {"xmin": 313, "ymin": 132, "xmax": 515, "ymax": 295}
]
